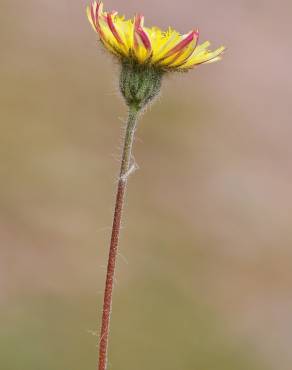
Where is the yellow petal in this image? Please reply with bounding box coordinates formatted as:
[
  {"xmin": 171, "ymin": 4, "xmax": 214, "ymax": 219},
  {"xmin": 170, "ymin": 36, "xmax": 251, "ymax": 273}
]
[
  {"xmin": 179, "ymin": 44, "xmax": 224, "ymax": 69},
  {"xmin": 86, "ymin": 6, "xmax": 97, "ymax": 32},
  {"xmin": 151, "ymin": 28, "xmax": 182, "ymax": 62}
]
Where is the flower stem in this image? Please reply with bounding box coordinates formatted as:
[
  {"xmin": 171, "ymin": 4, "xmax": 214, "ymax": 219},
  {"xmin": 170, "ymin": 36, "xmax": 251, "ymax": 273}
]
[{"xmin": 98, "ymin": 105, "xmax": 140, "ymax": 370}]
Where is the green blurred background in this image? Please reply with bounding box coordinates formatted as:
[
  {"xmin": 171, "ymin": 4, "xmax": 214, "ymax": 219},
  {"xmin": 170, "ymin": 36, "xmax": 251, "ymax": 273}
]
[{"xmin": 1, "ymin": 0, "xmax": 292, "ymax": 369}]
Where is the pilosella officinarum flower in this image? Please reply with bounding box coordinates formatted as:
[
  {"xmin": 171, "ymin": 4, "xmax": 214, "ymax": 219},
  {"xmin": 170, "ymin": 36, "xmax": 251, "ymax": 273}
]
[
  {"xmin": 87, "ymin": 2, "xmax": 225, "ymax": 109},
  {"xmin": 87, "ymin": 1, "xmax": 225, "ymax": 70}
]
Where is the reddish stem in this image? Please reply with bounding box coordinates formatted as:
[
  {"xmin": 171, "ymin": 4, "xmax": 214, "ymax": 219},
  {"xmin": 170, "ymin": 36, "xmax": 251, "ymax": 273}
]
[{"xmin": 98, "ymin": 106, "xmax": 139, "ymax": 370}]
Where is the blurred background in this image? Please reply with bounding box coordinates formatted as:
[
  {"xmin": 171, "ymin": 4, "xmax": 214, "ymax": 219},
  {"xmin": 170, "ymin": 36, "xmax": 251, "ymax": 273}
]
[{"xmin": 1, "ymin": 0, "xmax": 292, "ymax": 369}]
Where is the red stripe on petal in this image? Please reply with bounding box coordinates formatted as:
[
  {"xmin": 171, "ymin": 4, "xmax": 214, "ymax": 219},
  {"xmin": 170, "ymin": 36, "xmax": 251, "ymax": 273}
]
[
  {"xmin": 137, "ymin": 28, "xmax": 151, "ymax": 50},
  {"xmin": 165, "ymin": 30, "xmax": 198, "ymax": 58},
  {"xmin": 91, "ymin": 2, "xmax": 106, "ymax": 39},
  {"xmin": 106, "ymin": 13, "xmax": 124, "ymax": 45},
  {"xmin": 193, "ymin": 29, "xmax": 200, "ymax": 49},
  {"xmin": 90, "ymin": 3, "xmax": 97, "ymax": 28},
  {"xmin": 134, "ymin": 15, "xmax": 151, "ymax": 51},
  {"xmin": 133, "ymin": 15, "xmax": 141, "ymax": 49},
  {"xmin": 171, "ymin": 29, "xmax": 200, "ymax": 67}
]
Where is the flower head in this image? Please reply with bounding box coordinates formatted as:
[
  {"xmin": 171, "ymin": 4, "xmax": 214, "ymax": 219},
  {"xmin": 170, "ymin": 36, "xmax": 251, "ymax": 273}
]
[{"xmin": 87, "ymin": 1, "xmax": 225, "ymax": 71}]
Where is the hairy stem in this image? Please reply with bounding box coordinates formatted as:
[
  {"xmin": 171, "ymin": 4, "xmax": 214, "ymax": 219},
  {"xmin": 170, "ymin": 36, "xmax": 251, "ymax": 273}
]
[{"xmin": 98, "ymin": 105, "xmax": 139, "ymax": 370}]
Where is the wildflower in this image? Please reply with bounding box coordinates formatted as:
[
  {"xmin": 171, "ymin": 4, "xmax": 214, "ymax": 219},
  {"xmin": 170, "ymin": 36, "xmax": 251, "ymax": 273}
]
[{"xmin": 87, "ymin": 1, "xmax": 225, "ymax": 71}]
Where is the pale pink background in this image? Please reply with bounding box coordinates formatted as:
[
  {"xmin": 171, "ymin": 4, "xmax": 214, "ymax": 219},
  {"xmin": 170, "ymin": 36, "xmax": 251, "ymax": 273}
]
[{"xmin": 1, "ymin": 1, "xmax": 292, "ymax": 369}]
